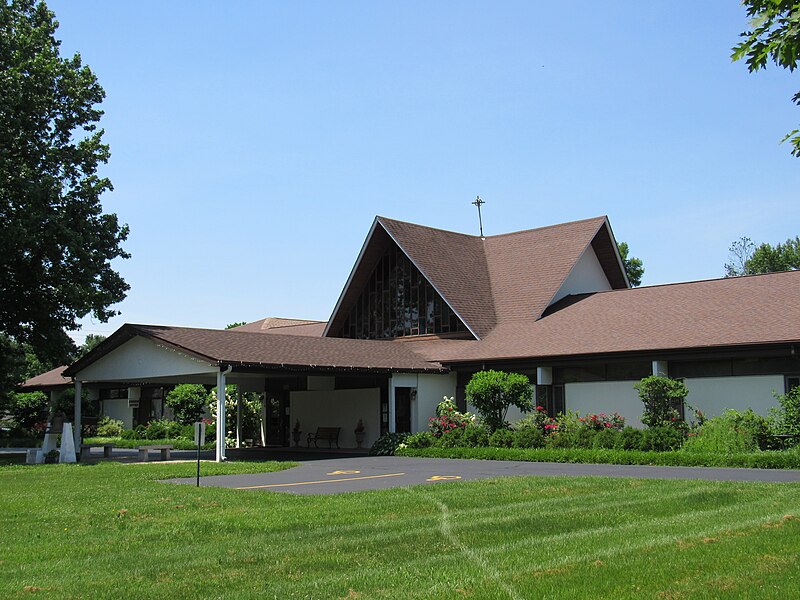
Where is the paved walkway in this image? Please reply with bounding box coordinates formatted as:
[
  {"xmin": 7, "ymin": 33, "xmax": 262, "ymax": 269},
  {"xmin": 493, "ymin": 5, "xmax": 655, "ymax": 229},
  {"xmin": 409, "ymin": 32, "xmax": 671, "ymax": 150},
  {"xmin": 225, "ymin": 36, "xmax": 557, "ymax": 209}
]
[{"xmin": 165, "ymin": 456, "xmax": 800, "ymax": 495}]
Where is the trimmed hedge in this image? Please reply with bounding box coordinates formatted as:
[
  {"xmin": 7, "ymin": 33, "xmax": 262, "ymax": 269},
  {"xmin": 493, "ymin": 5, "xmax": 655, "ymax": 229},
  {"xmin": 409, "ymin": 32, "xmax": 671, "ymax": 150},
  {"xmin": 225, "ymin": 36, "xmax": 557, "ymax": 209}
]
[
  {"xmin": 396, "ymin": 445, "xmax": 800, "ymax": 469},
  {"xmin": 84, "ymin": 437, "xmax": 215, "ymax": 451}
]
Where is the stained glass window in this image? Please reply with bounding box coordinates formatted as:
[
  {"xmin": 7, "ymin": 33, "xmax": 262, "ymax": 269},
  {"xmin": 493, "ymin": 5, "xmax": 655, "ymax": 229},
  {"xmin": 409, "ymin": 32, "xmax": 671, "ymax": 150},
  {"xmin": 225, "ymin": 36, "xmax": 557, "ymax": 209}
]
[{"xmin": 340, "ymin": 246, "xmax": 467, "ymax": 339}]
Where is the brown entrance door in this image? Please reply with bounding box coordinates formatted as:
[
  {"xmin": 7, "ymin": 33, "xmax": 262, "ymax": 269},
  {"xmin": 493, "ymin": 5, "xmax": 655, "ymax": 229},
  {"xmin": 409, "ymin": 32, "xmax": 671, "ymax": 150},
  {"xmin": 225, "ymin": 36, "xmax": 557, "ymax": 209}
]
[{"xmin": 265, "ymin": 392, "xmax": 289, "ymax": 446}]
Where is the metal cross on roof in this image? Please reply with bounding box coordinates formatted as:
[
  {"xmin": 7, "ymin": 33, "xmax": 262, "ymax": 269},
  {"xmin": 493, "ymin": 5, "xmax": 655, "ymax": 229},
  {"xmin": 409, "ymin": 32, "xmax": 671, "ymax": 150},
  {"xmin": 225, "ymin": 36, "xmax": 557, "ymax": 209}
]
[{"xmin": 472, "ymin": 195, "xmax": 485, "ymax": 238}]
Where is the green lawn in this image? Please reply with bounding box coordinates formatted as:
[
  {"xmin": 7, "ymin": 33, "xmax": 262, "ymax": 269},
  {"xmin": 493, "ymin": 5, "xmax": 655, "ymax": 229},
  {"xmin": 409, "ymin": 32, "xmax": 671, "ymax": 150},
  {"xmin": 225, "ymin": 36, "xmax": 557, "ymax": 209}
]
[{"xmin": 1, "ymin": 461, "xmax": 799, "ymax": 599}]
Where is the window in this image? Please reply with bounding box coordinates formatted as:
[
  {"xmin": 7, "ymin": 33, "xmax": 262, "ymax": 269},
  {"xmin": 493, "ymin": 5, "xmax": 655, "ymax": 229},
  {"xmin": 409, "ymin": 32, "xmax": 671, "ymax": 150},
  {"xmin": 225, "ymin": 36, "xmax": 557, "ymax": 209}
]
[
  {"xmin": 787, "ymin": 376, "xmax": 800, "ymax": 393},
  {"xmin": 340, "ymin": 245, "xmax": 468, "ymax": 339},
  {"xmin": 99, "ymin": 387, "xmax": 127, "ymax": 400}
]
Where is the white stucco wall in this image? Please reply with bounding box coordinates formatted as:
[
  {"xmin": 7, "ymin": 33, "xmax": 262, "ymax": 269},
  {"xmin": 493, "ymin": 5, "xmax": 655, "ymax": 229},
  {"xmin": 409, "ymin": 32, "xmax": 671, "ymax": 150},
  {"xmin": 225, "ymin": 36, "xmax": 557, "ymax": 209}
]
[
  {"xmin": 565, "ymin": 381, "xmax": 643, "ymax": 428},
  {"xmin": 551, "ymin": 245, "xmax": 613, "ymax": 305},
  {"xmin": 290, "ymin": 388, "xmax": 380, "ymax": 448},
  {"xmin": 683, "ymin": 375, "xmax": 784, "ymax": 417},
  {"xmin": 102, "ymin": 399, "xmax": 133, "ymax": 429},
  {"xmin": 76, "ymin": 336, "xmax": 217, "ymax": 381},
  {"xmin": 416, "ymin": 373, "xmax": 457, "ymax": 432}
]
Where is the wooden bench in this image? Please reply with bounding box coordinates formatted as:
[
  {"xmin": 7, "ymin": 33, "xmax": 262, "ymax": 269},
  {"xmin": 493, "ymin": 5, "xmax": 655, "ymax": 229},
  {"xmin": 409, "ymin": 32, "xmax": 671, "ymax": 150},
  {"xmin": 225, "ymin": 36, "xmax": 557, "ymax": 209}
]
[
  {"xmin": 137, "ymin": 445, "xmax": 173, "ymax": 462},
  {"xmin": 307, "ymin": 427, "xmax": 341, "ymax": 449},
  {"xmin": 80, "ymin": 443, "xmax": 115, "ymax": 460},
  {"xmin": 772, "ymin": 434, "xmax": 800, "ymax": 449}
]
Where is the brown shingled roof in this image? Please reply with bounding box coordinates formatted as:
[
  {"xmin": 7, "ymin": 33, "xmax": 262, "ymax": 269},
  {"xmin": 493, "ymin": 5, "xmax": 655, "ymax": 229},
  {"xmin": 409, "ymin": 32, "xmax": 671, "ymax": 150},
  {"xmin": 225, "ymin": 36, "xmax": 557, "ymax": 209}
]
[
  {"xmin": 65, "ymin": 324, "xmax": 444, "ymax": 376},
  {"xmin": 18, "ymin": 366, "xmax": 72, "ymax": 391},
  {"xmin": 326, "ymin": 215, "xmax": 626, "ymax": 340},
  {"xmin": 232, "ymin": 317, "xmax": 325, "ymax": 336},
  {"xmin": 404, "ymin": 270, "xmax": 800, "ymax": 364}
]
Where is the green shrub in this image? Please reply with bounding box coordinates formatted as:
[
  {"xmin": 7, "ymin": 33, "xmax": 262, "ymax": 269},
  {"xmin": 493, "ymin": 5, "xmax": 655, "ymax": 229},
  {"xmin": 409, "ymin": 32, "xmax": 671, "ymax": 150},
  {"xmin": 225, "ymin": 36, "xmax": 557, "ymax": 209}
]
[
  {"xmin": 165, "ymin": 384, "xmax": 208, "ymax": 425},
  {"xmin": 369, "ymin": 432, "xmax": 409, "ymax": 456},
  {"xmin": 592, "ymin": 428, "xmax": 620, "ymax": 449},
  {"xmin": 437, "ymin": 428, "xmax": 467, "ymax": 448},
  {"xmin": 462, "ymin": 423, "xmax": 490, "ymax": 447},
  {"xmin": 513, "ymin": 427, "xmax": 545, "ymax": 449},
  {"xmin": 683, "ymin": 410, "xmax": 773, "ymax": 454},
  {"xmin": 773, "ymin": 387, "xmax": 800, "ymax": 438},
  {"xmin": 396, "ymin": 445, "xmax": 800, "ymax": 469},
  {"xmin": 465, "ymin": 370, "xmax": 532, "ymax": 432},
  {"xmin": 634, "ymin": 376, "xmax": 688, "ymax": 429},
  {"xmin": 640, "ymin": 426, "xmax": 685, "ymax": 451},
  {"xmin": 95, "ymin": 416, "xmax": 124, "ymax": 437},
  {"xmin": 547, "ymin": 427, "xmax": 596, "ymax": 449},
  {"xmin": 615, "ymin": 426, "xmax": 644, "ymax": 451},
  {"xmin": 7, "ymin": 391, "xmax": 48, "ymax": 432},
  {"xmin": 488, "ymin": 428, "xmax": 515, "ymax": 448},
  {"xmin": 515, "ymin": 406, "xmax": 557, "ymax": 434},
  {"xmin": 120, "ymin": 428, "xmax": 137, "ymax": 440},
  {"xmin": 428, "ymin": 396, "xmax": 476, "ymax": 437},
  {"xmin": 405, "ymin": 431, "xmax": 435, "ymax": 449}
]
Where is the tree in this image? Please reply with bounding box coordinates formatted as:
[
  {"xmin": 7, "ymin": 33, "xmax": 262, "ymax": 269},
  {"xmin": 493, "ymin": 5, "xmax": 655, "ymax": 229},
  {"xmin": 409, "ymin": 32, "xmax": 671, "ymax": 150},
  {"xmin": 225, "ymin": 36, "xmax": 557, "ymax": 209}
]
[
  {"xmin": 634, "ymin": 376, "xmax": 688, "ymax": 429},
  {"xmin": 0, "ymin": 2, "xmax": 129, "ymax": 377},
  {"xmin": 732, "ymin": 1, "xmax": 800, "ymax": 157},
  {"xmin": 724, "ymin": 236, "xmax": 756, "ymax": 277},
  {"xmin": 724, "ymin": 235, "xmax": 799, "ymax": 276},
  {"xmin": 465, "ymin": 370, "xmax": 532, "ymax": 432},
  {"xmin": 164, "ymin": 384, "xmax": 208, "ymax": 425},
  {"xmin": 77, "ymin": 334, "xmax": 106, "ymax": 357},
  {"xmin": 617, "ymin": 242, "xmax": 644, "ymax": 287},
  {"xmin": 225, "ymin": 322, "xmax": 246, "ymax": 329}
]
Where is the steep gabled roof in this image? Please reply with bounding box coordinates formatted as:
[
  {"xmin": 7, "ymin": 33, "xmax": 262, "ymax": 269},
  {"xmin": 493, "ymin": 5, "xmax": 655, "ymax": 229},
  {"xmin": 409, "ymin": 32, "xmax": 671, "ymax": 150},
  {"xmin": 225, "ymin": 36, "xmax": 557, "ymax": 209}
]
[
  {"xmin": 376, "ymin": 217, "xmax": 495, "ymax": 337},
  {"xmin": 325, "ymin": 215, "xmax": 627, "ymax": 339},
  {"xmin": 483, "ymin": 216, "xmax": 623, "ymax": 324}
]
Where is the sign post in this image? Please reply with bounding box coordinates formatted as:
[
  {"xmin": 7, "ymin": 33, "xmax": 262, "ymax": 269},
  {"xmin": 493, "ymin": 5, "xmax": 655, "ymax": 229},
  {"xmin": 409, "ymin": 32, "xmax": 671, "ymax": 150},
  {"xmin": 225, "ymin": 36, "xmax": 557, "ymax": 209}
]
[{"xmin": 194, "ymin": 421, "xmax": 206, "ymax": 487}]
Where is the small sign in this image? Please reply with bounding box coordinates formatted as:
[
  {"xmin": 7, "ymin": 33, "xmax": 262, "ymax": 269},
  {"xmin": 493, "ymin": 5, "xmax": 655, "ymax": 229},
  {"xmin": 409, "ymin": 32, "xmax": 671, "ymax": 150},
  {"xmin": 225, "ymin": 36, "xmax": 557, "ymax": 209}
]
[{"xmin": 194, "ymin": 421, "xmax": 206, "ymax": 446}]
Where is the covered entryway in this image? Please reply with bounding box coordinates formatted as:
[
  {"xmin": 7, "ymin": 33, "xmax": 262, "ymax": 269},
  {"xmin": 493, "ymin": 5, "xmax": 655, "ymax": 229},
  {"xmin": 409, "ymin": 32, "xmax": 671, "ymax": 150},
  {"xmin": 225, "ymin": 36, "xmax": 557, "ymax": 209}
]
[{"xmin": 61, "ymin": 323, "xmax": 452, "ymax": 461}]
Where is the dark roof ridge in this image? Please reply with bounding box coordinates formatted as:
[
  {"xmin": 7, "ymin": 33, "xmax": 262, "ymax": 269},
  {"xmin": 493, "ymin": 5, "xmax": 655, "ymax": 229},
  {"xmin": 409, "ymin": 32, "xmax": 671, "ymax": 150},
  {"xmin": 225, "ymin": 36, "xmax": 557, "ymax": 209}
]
[
  {"xmin": 376, "ymin": 214, "xmax": 608, "ymax": 241},
  {"xmin": 483, "ymin": 215, "xmax": 608, "ymax": 240},
  {"xmin": 376, "ymin": 216, "xmax": 479, "ymax": 240}
]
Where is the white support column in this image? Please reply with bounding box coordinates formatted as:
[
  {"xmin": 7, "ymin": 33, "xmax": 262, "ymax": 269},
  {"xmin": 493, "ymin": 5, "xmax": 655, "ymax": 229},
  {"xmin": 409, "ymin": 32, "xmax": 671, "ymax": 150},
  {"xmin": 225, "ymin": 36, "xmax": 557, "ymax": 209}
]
[
  {"xmin": 236, "ymin": 387, "xmax": 242, "ymax": 449},
  {"xmin": 388, "ymin": 381, "xmax": 396, "ymax": 434},
  {"xmin": 216, "ymin": 369, "xmax": 228, "ymax": 462},
  {"xmin": 652, "ymin": 360, "xmax": 669, "ymax": 377},
  {"xmin": 260, "ymin": 392, "xmax": 267, "ymax": 446},
  {"xmin": 73, "ymin": 380, "xmax": 82, "ymax": 450}
]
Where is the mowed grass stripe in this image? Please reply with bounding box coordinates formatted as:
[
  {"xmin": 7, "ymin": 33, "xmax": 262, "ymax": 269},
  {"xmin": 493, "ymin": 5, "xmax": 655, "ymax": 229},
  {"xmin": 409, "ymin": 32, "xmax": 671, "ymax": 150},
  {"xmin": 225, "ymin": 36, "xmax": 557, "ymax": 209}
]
[
  {"xmin": 206, "ymin": 487, "xmax": 795, "ymax": 593},
  {"xmin": 2, "ymin": 462, "xmax": 799, "ymax": 600}
]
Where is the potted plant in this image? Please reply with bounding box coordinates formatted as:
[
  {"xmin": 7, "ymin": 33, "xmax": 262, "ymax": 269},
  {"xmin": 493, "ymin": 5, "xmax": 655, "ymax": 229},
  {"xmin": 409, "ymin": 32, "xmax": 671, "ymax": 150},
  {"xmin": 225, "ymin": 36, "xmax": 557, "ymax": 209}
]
[
  {"xmin": 354, "ymin": 419, "xmax": 366, "ymax": 448},
  {"xmin": 43, "ymin": 449, "xmax": 59, "ymax": 464},
  {"xmin": 292, "ymin": 420, "xmax": 301, "ymax": 447}
]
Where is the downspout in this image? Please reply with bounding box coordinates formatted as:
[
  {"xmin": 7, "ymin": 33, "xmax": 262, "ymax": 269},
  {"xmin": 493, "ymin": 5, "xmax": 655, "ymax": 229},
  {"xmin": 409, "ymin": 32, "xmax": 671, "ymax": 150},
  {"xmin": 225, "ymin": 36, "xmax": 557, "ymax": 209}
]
[{"xmin": 216, "ymin": 364, "xmax": 232, "ymax": 462}]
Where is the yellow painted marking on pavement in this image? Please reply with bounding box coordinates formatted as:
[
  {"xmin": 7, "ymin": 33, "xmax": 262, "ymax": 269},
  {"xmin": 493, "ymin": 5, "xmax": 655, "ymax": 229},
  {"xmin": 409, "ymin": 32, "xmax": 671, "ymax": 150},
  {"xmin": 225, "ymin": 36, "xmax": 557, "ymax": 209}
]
[
  {"xmin": 427, "ymin": 475, "xmax": 463, "ymax": 482},
  {"xmin": 327, "ymin": 470, "xmax": 361, "ymax": 475},
  {"xmin": 235, "ymin": 472, "xmax": 406, "ymax": 490}
]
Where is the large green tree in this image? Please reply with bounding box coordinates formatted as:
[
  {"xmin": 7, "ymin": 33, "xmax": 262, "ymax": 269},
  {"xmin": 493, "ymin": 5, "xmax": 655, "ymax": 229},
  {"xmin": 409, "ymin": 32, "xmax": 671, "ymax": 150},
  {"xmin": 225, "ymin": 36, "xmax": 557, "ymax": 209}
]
[
  {"xmin": 0, "ymin": 1, "xmax": 129, "ymax": 385},
  {"xmin": 617, "ymin": 242, "xmax": 644, "ymax": 287},
  {"xmin": 732, "ymin": 1, "xmax": 800, "ymax": 157}
]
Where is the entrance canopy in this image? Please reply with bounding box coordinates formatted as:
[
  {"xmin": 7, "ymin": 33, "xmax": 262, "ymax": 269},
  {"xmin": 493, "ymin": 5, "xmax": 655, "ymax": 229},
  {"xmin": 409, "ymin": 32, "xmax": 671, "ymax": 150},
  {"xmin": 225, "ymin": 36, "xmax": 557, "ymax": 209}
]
[{"xmin": 59, "ymin": 323, "xmax": 446, "ymax": 461}]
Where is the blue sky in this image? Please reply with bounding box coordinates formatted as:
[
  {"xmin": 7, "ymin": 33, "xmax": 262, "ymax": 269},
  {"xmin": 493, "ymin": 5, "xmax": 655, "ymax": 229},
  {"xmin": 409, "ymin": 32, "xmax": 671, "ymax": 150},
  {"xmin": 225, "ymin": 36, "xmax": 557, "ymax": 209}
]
[{"xmin": 46, "ymin": 1, "xmax": 800, "ymax": 343}]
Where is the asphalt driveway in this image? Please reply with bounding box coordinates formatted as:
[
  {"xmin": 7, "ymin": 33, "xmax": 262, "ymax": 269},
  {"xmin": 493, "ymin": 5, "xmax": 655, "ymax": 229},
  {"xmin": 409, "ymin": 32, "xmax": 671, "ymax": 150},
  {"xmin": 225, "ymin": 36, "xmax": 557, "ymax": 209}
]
[{"xmin": 164, "ymin": 456, "xmax": 800, "ymax": 495}]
